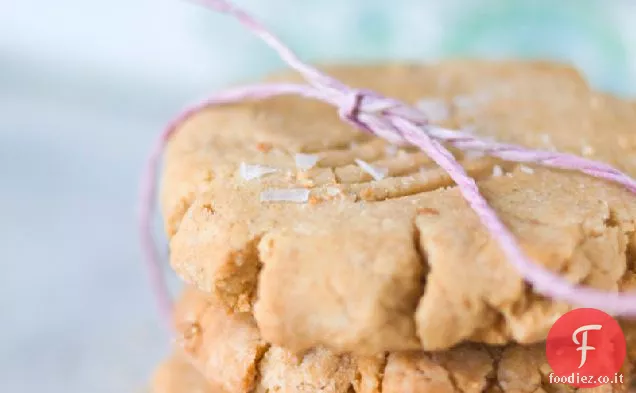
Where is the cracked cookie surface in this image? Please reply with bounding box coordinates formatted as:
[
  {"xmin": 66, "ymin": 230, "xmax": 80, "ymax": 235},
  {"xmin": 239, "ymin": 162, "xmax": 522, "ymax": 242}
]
[
  {"xmin": 162, "ymin": 61, "xmax": 636, "ymax": 353},
  {"xmin": 152, "ymin": 287, "xmax": 636, "ymax": 393}
]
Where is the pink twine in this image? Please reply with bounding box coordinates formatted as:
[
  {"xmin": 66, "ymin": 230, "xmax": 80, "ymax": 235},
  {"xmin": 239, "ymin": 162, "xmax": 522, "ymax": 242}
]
[{"xmin": 139, "ymin": 0, "xmax": 636, "ymax": 326}]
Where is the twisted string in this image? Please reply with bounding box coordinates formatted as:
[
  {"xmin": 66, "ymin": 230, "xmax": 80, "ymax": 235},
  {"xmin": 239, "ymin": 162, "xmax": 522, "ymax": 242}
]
[{"xmin": 139, "ymin": 0, "xmax": 636, "ymax": 326}]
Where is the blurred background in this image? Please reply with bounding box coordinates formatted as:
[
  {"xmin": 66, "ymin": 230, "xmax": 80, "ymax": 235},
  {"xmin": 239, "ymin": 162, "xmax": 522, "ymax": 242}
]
[{"xmin": 1, "ymin": 0, "xmax": 635, "ymax": 391}]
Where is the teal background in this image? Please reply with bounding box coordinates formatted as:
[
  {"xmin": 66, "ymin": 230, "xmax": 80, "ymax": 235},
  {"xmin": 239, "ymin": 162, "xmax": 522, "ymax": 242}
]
[
  {"xmin": 0, "ymin": 1, "xmax": 634, "ymax": 392},
  {"xmin": 187, "ymin": 0, "xmax": 636, "ymax": 95}
]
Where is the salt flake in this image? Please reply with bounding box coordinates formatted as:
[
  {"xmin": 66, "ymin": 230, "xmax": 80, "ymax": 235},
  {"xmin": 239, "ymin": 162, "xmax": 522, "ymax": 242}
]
[
  {"xmin": 384, "ymin": 144, "xmax": 398, "ymax": 157},
  {"xmin": 540, "ymin": 134, "xmax": 552, "ymax": 145},
  {"xmin": 453, "ymin": 91, "xmax": 491, "ymax": 111},
  {"xmin": 519, "ymin": 165, "xmax": 534, "ymax": 174},
  {"xmin": 453, "ymin": 94, "xmax": 474, "ymax": 109},
  {"xmin": 294, "ymin": 153, "xmax": 319, "ymax": 171},
  {"xmin": 581, "ymin": 145, "xmax": 595, "ymax": 156},
  {"xmin": 355, "ymin": 159, "xmax": 388, "ymax": 181},
  {"xmin": 260, "ymin": 188, "xmax": 309, "ymax": 203},
  {"xmin": 415, "ymin": 98, "xmax": 450, "ymax": 123},
  {"xmin": 492, "ymin": 165, "xmax": 503, "ymax": 177},
  {"xmin": 240, "ymin": 162, "xmax": 278, "ymax": 180}
]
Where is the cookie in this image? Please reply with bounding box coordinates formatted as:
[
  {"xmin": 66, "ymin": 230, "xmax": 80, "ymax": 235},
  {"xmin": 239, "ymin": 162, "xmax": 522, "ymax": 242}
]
[
  {"xmin": 151, "ymin": 352, "xmax": 218, "ymax": 393},
  {"xmin": 161, "ymin": 61, "xmax": 636, "ymax": 353},
  {"xmin": 158, "ymin": 287, "xmax": 636, "ymax": 393},
  {"xmin": 152, "ymin": 351, "xmax": 636, "ymax": 393}
]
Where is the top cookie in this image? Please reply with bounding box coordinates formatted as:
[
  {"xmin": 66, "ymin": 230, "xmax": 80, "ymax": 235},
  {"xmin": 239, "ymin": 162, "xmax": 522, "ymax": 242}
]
[{"xmin": 161, "ymin": 61, "xmax": 636, "ymax": 354}]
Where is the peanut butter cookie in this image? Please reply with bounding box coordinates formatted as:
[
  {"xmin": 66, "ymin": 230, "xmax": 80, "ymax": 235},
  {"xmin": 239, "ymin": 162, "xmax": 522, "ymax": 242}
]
[
  {"xmin": 151, "ymin": 287, "xmax": 636, "ymax": 393},
  {"xmin": 162, "ymin": 61, "xmax": 636, "ymax": 353}
]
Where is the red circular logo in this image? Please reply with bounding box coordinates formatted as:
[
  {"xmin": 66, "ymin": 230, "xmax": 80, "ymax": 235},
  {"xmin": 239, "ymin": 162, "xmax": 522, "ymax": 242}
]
[{"xmin": 546, "ymin": 308, "xmax": 626, "ymax": 388}]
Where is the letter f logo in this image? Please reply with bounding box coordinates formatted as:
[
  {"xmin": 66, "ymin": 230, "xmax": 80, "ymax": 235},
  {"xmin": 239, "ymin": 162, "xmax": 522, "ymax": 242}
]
[{"xmin": 572, "ymin": 324, "xmax": 602, "ymax": 368}]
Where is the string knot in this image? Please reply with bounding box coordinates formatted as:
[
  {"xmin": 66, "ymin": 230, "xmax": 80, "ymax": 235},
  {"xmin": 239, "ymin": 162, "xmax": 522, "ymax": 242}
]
[{"xmin": 338, "ymin": 89, "xmax": 365, "ymax": 129}]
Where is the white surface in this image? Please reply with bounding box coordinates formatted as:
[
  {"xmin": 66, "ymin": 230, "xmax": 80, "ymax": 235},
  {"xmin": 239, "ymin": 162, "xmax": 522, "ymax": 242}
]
[
  {"xmin": 0, "ymin": 1, "xmax": 260, "ymax": 391},
  {"xmin": 0, "ymin": 92, "xmax": 169, "ymax": 392}
]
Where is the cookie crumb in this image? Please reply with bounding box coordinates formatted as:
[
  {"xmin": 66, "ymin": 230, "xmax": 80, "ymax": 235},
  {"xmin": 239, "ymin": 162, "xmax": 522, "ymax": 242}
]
[
  {"xmin": 182, "ymin": 323, "xmax": 201, "ymax": 340},
  {"xmin": 295, "ymin": 153, "xmax": 319, "ymax": 171},
  {"xmin": 300, "ymin": 179, "xmax": 315, "ymax": 188},
  {"xmin": 417, "ymin": 207, "xmax": 440, "ymax": 216},
  {"xmin": 260, "ymin": 188, "xmax": 310, "ymax": 203},
  {"xmin": 355, "ymin": 159, "xmax": 388, "ymax": 181},
  {"xmin": 519, "ymin": 165, "xmax": 534, "ymax": 174},
  {"xmin": 464, "ymin": 150, "xmax": 485, "ymax": 160},
  {"xmin": 308, "ymin": 196, "xmax": 322, "ymax": 205},
  {"xmin": 177, "ymin": 322, "xmax": 202, "ymax": 351},
  {"xmin": 326, "ymin": 187, "xmax": 341, "ymax": 197},
  {"xmin": 492, "ymin": 165, "xmax": 504, "ymax": 177},
  {"xmin": 297, "ymin": 171, "xmax": 309, "ymax": 180},
  {"xmin": 360, "ymin": 187, "xmax": 375, "ymax": 200},
  {"xmin": 202, "ymin": 170, "xmax": 214, "ymax": 182},
  {"xmin": 256, "ymin": 142, "xmax": 273, "ymax": 152},
  {"xmin": 240, "ymin": 162, "xmax": 278, "ymax": 181}
]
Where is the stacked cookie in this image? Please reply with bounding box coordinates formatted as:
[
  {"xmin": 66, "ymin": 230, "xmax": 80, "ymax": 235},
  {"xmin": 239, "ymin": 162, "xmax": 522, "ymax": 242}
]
[{"xmin": 151, "ymin": 61, "xmax": 636, "ymax": 392}]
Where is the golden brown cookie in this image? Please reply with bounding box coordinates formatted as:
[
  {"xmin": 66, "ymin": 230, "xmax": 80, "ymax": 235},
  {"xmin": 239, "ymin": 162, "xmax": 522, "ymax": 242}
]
[
  {"xmin": 151, "ymin": 352, "xmax": 220, "ymax": 393},
  {"xmin": 158, "ymin": 287, "xmax": 636, "ymax": 393},
  {"xmin": 162, "ymin": 61, "xmax": 636, "ymax": 353}
]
